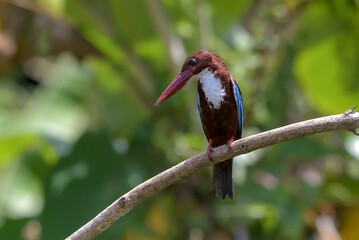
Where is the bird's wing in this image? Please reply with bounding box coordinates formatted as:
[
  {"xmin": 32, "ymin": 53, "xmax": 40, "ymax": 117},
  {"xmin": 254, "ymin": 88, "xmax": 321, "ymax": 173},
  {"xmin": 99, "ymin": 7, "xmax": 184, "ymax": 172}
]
[
  {"xmin": 231, "ymin": 77, "xmax": 244, "ymax": 138},
  {"xmin": 197, "ymin": 92, "xmax": 210, "ymax": 141}
]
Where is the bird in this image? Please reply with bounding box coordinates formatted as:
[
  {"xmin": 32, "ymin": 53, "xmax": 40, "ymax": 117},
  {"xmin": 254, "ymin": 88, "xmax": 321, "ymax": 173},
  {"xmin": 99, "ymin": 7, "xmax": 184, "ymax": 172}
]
[{"xmin": 155, "ymin": 50, "xmax": 244, "ymax": 199}]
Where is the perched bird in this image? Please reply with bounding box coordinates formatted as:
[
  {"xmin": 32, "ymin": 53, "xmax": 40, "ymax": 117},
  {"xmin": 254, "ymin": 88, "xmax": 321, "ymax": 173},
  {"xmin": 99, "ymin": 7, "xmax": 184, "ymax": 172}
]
[{"xmin": 156, "ymin": 50, "xmax": 244, "ymax": 199}]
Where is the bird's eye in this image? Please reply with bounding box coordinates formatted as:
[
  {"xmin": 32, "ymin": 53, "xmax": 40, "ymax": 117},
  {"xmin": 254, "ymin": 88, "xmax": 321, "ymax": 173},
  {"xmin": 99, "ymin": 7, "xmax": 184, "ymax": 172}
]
[{"xmin": 189, "ymin": 58, "xmax": 197, "ymax": 66}]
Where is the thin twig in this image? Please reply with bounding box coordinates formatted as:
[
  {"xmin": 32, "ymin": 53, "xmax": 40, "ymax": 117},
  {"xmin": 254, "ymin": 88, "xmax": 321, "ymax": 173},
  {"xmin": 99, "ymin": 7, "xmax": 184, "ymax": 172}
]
[{"xmin": 66, "ymin": 109, "xmax": 359, "ymax": 240}]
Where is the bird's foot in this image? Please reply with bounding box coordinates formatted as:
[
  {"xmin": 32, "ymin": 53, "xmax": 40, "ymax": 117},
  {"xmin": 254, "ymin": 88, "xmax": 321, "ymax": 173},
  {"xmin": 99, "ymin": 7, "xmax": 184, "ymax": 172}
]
[
  {"xmin": 207, "ymin": 139, "xmax": 214, "ymax": 162},
  {"xmin": 226, "ymin": 136, "xmax": 236, "ymax": 152}
]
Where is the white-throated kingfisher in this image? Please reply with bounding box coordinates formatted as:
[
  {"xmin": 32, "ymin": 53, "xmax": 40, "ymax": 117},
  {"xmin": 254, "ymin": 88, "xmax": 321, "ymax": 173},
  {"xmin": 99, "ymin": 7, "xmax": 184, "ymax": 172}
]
[{"xmin": 155, "ymin": 50, "xmax": 244, "ymax": 199}]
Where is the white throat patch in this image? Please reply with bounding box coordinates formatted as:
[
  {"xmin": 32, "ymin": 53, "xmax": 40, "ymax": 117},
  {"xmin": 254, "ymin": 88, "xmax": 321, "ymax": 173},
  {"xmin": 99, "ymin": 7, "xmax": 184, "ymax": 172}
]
[{"xmin": 198, "ymin": 69, "xmax": 226, "ymax": 109}]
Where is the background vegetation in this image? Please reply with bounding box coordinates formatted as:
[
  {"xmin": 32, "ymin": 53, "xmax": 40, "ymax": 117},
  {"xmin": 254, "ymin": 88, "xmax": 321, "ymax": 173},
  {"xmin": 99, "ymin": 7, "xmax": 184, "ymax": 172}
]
[{"xmin": 0, "ymin": 0, "xmax": 359, "ymax": 239}]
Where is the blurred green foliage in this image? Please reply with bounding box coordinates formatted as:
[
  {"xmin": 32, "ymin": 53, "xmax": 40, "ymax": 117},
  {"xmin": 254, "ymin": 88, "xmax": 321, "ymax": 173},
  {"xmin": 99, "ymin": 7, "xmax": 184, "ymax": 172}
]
[{"xmin": 0, "ymin": 0, "xmax": 359, "ymax": 239}]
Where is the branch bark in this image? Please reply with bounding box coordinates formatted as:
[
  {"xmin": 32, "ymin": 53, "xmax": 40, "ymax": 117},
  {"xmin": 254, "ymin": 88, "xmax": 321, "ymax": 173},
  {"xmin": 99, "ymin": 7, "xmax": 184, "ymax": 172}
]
[{"xmin": 66, "ymin": 107, "xmax": 359, "ymax": 240}]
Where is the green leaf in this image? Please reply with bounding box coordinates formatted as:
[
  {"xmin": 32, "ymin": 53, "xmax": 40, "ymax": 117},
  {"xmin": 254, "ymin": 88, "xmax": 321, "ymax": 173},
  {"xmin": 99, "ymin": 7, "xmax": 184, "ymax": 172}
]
[{"xmin": 294, "ymin": 0, "xmax": 359, "ymax": 114}]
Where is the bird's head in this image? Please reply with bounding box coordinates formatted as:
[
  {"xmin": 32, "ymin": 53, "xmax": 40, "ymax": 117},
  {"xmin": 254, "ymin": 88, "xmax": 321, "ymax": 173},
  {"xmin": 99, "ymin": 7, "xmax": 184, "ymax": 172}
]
[{"xmin": 155, "ymin": 50, "xmax": 227, "ymax": 105}]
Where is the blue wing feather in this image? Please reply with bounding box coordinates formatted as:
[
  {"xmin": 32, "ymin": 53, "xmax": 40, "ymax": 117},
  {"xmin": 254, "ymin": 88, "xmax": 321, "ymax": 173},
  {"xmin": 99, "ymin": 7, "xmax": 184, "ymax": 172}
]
[{"xmin": 231, "ymin": 77, "xmax": 244, "ymax": 138}]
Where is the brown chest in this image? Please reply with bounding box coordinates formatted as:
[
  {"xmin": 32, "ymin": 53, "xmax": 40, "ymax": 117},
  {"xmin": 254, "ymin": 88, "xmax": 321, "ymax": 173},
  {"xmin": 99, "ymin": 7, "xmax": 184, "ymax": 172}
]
[{"xmin": 198, "ymin": 81, "xmax": 239, "ymax": 146}]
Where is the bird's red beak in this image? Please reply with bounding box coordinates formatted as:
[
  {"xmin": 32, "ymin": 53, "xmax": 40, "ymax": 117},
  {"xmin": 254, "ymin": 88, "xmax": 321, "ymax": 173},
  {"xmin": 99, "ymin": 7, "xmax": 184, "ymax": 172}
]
[{"xmin": 155, "ymin": 69, "xmax": 193, "ymax": 105}]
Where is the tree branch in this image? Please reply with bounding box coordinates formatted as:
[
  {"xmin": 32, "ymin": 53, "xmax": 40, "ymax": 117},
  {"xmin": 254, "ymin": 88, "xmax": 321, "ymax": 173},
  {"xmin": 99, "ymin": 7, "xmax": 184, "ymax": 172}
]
[{"xmin": 66, "ymin": 108, "xmax": 359, "ymax": 240}]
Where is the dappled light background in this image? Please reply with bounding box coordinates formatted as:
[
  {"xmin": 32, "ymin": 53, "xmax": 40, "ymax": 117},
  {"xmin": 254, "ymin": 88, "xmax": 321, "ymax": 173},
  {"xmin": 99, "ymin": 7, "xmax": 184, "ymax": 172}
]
[{"xmin": 1, "ymin": 0, "xmax": 359, "ymax": 239}]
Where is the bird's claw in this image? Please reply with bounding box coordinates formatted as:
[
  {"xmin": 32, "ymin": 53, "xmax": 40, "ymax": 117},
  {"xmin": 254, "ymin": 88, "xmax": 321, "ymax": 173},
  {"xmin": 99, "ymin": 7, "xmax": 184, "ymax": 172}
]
[
  {"xmin": 207, "ymin": 153, "xmax": 214, "ymax": 162},
  {"xmin": 226, "ymin": 136, "xmax": 236, "ymax": 153},
  {"xmin": 207, "ymin": 139, "xmax": 214, "ymax": 162}
]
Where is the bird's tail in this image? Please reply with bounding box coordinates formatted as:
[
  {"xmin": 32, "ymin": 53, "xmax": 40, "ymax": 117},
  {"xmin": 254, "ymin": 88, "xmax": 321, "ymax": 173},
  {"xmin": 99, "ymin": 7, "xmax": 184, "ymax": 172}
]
[{"xmin": 211, "ymin": 159, "xmax": 233, "ymax": 199}]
